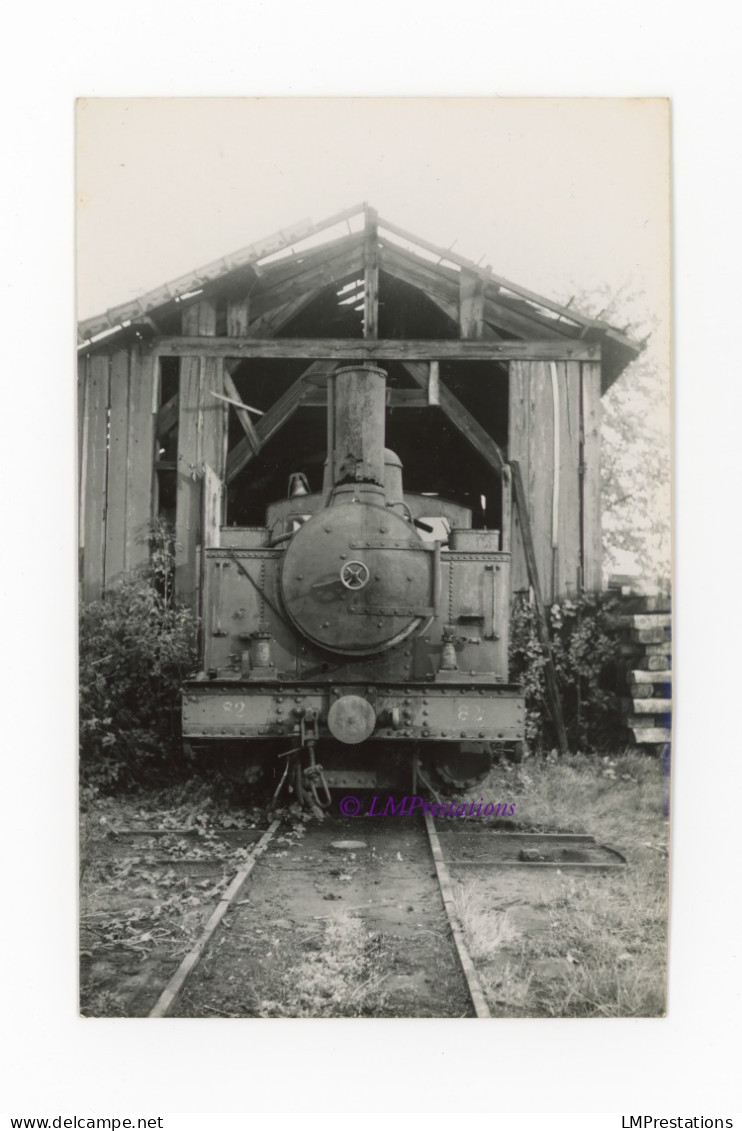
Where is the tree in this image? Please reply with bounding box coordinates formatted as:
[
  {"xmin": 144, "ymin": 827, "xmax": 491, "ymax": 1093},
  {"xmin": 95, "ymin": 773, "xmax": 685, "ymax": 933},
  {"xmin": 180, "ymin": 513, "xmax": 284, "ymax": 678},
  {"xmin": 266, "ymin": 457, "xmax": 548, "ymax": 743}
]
[{"xmin": 559, "ymin": 283, "xmax": 671, "ymax": 586}]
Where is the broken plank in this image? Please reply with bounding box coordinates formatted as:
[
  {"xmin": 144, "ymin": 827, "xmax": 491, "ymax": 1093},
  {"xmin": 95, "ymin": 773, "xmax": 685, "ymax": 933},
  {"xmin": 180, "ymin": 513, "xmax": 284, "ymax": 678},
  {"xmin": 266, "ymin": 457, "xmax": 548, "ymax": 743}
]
[
  {"xmin": 157, "ymin": 393, "xmax": 179, "ymax": 438},
  {"xmin": 226, "ymin": 360, "xmax": 339, "ymax": 483},
  {"xmin": 223, "ymin": 371, "xmax": 260, "ymax": 454}
]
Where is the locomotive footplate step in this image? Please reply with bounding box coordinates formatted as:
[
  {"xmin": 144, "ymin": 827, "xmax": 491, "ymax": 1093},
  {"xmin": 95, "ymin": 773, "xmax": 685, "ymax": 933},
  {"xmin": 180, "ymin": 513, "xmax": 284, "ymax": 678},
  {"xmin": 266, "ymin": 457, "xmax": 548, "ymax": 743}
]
[{"xmin": 433, "ymin": 829, "xmax": 627, "ymax": 872}]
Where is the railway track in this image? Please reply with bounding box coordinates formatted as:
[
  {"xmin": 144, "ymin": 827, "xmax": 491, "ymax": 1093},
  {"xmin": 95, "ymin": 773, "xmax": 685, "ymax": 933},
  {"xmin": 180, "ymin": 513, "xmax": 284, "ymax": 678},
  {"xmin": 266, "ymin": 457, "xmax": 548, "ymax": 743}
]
[
  {"xmin": 145, "ymin": 811, "xmax": 490, "ymax": 1019},
  {"xmin": 138, "ymin": 810, "xmax": 624, "ymax": 1019}
]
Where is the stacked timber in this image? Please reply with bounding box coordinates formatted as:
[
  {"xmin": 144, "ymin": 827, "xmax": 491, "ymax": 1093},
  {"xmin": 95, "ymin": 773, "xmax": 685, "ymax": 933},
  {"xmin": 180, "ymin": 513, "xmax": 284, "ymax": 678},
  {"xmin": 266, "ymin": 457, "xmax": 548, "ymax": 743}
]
[{"xmin": 610, "ymin": 590, "xmax": 671, "ymax": 749}]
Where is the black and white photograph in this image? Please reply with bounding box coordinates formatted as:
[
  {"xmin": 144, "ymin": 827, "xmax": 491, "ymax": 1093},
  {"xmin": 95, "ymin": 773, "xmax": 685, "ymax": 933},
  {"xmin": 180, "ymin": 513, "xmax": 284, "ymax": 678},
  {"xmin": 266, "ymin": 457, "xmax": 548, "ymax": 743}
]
[{"xmin": 75, "ymin": 97, "xmax": 672, "ymax": 1021}]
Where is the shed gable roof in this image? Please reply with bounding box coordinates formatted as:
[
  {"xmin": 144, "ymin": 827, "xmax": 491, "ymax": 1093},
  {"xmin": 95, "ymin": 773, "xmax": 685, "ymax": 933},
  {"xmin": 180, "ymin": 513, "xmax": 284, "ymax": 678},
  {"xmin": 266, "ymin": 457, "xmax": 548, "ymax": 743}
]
[{"xmin": 78, "ymin": 202, "xmax": 642, "ymax": 390}]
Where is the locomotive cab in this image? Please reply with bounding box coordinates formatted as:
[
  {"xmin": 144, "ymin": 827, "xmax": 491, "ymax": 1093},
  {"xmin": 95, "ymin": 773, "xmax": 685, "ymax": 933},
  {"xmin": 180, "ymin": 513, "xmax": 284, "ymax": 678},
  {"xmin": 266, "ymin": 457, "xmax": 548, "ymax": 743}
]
[{"xmin": 182, "ymin": 364, "xmax": 525, "ymax": 800}]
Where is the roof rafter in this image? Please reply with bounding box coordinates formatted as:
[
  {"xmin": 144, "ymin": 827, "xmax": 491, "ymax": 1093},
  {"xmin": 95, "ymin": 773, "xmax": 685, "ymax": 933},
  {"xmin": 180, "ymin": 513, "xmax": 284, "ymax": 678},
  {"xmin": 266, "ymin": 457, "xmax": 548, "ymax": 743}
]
[
  {"xmin": 78, "ymin": 203, "xmax": 367, "ymax": 344},
  {"xmin": 225, "ymin": 360, "xmax": 339, "ymax": 483}
]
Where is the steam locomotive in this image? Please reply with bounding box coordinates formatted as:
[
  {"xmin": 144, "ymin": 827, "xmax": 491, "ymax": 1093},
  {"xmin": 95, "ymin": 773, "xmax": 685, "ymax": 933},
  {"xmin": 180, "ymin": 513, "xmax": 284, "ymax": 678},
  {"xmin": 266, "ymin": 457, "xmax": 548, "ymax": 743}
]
[{"xmin": 182, "ymin": 364, "xmax": 525, "ymax": 805}]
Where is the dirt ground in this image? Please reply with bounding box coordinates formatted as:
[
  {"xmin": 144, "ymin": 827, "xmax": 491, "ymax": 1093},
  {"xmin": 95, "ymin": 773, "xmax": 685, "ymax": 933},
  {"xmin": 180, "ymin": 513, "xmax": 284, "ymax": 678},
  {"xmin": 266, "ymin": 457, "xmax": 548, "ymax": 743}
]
[
  {"xmin": 80, "ymin": 752, "xmax": 668, "ymax": 1019},
  {"xmin": 174, "ymin": 815, "xmax": 474, "ymax": 1018}
]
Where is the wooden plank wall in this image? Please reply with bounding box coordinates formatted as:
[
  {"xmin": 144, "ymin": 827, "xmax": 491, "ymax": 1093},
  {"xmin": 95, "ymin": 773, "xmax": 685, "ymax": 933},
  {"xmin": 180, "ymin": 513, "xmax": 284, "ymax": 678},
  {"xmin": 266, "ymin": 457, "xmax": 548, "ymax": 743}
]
[
  {"xmin": 81, "ymin": 354, "xmax": 110, "ymax": 602},
  {"xmin": 581, "ymin": 360, "xmax": 603, "ymax": 591},
  {"xmin": 175, "ymin": 299, "xmax": 222, "ymax": 605},
  {"xmin": 508, "ymin": 359, "xmax": 598, "ymax": 602},
  {"xmin": 79, "ymin": 343, "xmax": 157, "ymax": 599}
]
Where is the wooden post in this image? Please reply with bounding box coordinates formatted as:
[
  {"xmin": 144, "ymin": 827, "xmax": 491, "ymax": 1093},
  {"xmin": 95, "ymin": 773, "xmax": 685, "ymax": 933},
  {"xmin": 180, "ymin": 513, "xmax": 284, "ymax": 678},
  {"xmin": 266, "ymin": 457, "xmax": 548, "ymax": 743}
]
[
  {"xmin": 459, "ymin": 268, "xmax": 485, "ymax": 338},
  {"xmin": 175, "ymin": 299, "xmax": 216, "ymax": 605},
  {"xmin": 226, "ymin": 291, "xmax": 251, "ymax": 337},
  {"xmin": 363, "ymin": 206, "xmax": 379, "ymax": 340},
  {"xmin": 82, "ymin": 354, "xmax": 110, "ymax": 602},
  {"xmin": 510, "ymin": 459, "xmax": 569, "ymax": 755},
  {"xmin": 428, "ymin": 360, "xmax": 440, "ymax": 406},
  {"xmin": 126, "ymin": 343, "xmax": 157, "ymax": 571},
  {"xmin": 104, "ymin": 348, "xmax": 131, "ymax": 585},
  {"xmin": 580, "ymin": 360, "xmax": 602, "ymax": 591},
  {"xmin": 223, "ymin": 370, "xmax": 260, "ymax": 454}
]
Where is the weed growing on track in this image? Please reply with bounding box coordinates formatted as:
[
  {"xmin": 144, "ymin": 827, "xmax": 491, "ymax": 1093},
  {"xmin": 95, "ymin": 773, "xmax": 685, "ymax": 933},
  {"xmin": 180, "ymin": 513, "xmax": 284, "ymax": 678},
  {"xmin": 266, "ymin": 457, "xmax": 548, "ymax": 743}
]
[
  {"xmin": 256, "ymin": 913, "xmax": 390, "ymax": 1018},
  {"xmin": 454, "ymin": 750, "xmax": 669, "ymax": 1017}
]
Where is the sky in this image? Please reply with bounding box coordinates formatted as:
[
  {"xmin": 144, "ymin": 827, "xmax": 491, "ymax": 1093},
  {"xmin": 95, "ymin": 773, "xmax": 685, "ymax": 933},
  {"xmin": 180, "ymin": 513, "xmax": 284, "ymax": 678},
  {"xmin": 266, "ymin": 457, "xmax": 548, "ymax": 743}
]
[{"xmin": 76, "ymin": 98, "xmax": 670, "ymax": 341}]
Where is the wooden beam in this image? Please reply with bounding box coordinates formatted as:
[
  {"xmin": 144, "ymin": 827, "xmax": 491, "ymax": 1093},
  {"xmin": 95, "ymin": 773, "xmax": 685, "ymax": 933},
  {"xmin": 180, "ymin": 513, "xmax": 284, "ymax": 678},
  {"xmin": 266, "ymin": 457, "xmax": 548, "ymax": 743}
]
[
  {"xmin": 256, "ymin": 230, "xmax": 362, "ymax": 290},
  {"xmin": 580, "ymin": 360, "xmax": 602, "ymax": 592},
  {"xmin": 363, "ymin": 206, "xmax": 379, "ymax": 339},
  {"xmin": 125, "ymin": 343, "xmax": 157, "ymax": 571},
  {"xmin": 78, "ymin": 203, "xmax": 367, "ymax": 343},
  {"xmin": 401, "ymin": 361, "xmax": 504, "ymax": 474},
  {"xmin": 226, "ymin": 360, "xmax": 339, "ymax": 483},
  {"xmin": 77, "ymin": 355, "xmax": 88, "ymax": 511},
  {"xmin": 378, "ymin": 242, "xmax": 460, "ymax": 324},
  {"xmin": 302, "ymin": 388, "xmax": 428, "ymax": 408},
  {"xmin": 510, "ymin": 460, "xmax": 569, "ymax": 755},
  {"xmin": 245, "ymin": 285, "xmax": 327, "ymax": 338},
  {"xmin": 156, "ymin": 393, "xmax": 179, "ymax": 438},
  {"xmin": 104, "ymin": 348, "xmax": 131, "ymax": 584},
  {"xmin": 379, "ymin": 238, "xmax": 574, "ymax": 341},
  {"xmin": 377, "ymin": 213, "xmax": 601, "ymax": 333},
  {"xmin": 459, "ymin": 269, "xmax": 485, "ymax": 338},
  {"xmin": 175, "ymin": 299, "xmax": 216, "ymax": 603},
  {"xmin": 248, "ymin": 238, "xmax": 364, "ymax": 320},
  {"xmin": 81, "ymin": 354, "xmax": 110, "ymax": 602},
  {"xmin": 223, "ymin": 371, "xmax": 260, "ymax": 454},
  {"xmin": 226, "ymin": 291, "xmax": 251, "ymax": 336},
  {"xmin": 156, "ymin": 336, "xmax": 600, "ymax": 362},
  {"xmin": 428, "ymin": 360, "xmax": 440, "ymax": 405}
]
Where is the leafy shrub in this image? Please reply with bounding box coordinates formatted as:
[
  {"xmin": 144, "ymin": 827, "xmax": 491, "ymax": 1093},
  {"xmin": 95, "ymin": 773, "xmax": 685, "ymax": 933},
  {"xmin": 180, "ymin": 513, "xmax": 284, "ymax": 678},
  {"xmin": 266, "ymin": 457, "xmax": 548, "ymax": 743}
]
[
  {"xmin": 79, "ymin": 522, "xmax": 198, "ymax": 792},
  {"xmin": 509, "ymin": 594, "xmax": 623, "ymax": 752}
]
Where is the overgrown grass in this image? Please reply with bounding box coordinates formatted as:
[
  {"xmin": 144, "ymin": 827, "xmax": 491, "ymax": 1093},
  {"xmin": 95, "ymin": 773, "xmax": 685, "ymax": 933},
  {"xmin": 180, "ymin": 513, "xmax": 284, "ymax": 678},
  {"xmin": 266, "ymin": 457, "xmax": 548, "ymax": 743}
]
[
  {"xmin": 257, "ymin": 913, "xmax": 390, "ymax": 1018},
  {"xmin": 453, "ymin": 750, "xmax": 669, "ymax": 1017}
]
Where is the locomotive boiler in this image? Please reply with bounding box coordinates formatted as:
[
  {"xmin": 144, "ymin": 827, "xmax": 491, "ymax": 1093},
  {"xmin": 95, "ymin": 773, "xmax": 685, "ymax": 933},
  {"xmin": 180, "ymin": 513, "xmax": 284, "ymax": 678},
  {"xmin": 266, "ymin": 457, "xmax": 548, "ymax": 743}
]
[{"xmin": 182, "ymin": 364, "xmax": 525, "ymax": 805}]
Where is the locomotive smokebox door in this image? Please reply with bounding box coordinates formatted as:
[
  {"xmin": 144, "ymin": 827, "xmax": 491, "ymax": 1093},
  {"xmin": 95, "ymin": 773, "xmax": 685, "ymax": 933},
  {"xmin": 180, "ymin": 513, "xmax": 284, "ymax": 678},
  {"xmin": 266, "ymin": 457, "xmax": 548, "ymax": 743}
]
[{"xmin": 280, "ymin": 502, "xmax": 438, "ymax": 656}]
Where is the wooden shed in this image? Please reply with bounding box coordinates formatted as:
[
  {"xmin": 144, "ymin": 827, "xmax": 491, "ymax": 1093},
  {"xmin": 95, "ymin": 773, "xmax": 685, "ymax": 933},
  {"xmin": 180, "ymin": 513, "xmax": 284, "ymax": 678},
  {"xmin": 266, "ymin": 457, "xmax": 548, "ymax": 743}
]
[{"xmin": 77, "ymin": 203, "xmax": 642, "ymax": 612}]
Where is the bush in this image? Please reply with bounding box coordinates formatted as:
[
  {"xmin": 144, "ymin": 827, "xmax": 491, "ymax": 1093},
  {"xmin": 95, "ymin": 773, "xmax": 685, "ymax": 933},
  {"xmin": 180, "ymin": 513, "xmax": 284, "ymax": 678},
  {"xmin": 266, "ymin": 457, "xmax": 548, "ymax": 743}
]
[
  {"xmin": 509, "ymin": 593, "xmax": 623, "ymax": 752},
  {"xmin": 79, "ymin": 522, "xmax": 198, "ymax": 792}
]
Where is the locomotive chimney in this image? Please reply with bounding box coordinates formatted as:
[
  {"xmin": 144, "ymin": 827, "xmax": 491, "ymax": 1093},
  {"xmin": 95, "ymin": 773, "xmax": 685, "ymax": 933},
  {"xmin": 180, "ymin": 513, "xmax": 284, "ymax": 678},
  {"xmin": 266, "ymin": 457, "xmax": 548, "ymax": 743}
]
[{"xmin": 325, "ymin": 365, "xmax": 388, "ymax": 496}]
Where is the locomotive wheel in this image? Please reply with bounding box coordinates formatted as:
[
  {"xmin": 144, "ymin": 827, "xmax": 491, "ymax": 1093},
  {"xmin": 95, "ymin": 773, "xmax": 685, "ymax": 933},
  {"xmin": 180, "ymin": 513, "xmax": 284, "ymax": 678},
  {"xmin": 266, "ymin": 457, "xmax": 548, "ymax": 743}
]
[
  {"xmin": 430, "ymin": 742, "xmax": 494, "ymax": 793},
  {"xmin": 508, "ymin": 741, "xmax": 526, "ymax": 765}
]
